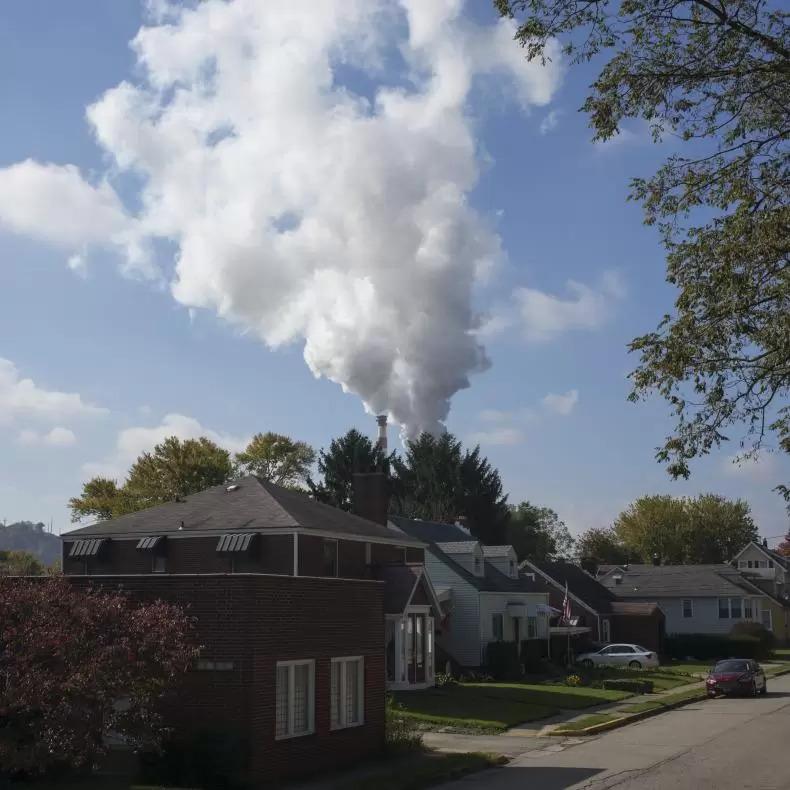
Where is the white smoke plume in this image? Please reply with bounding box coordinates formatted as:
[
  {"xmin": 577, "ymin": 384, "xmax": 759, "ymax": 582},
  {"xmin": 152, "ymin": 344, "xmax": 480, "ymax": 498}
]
[{"xmin": 0, "ymin": 0, "xmax": 562, "ymax": 436}]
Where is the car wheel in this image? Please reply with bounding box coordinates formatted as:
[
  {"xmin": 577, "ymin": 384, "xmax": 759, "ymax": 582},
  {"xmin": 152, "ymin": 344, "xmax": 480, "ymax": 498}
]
[
  {"xmin": 760, "ymin": 683, "xmax": 768, "ymax": 696},
  {"xmin": 581, "ymin": 659, "xmax": 594, "ymax": 669},
  {"xmin": 629, "ymin": 661, "xmax": 642, "ymax": 670},
  {"xmin": 751, "ymin": 681, "xmax": 758, "ymax": 697}
]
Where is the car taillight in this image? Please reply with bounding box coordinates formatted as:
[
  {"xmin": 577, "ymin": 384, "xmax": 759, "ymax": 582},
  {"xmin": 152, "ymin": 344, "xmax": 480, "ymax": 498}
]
[{"xmin": 646, "ymin": 653, "xmax": 653, "ymax": 659}]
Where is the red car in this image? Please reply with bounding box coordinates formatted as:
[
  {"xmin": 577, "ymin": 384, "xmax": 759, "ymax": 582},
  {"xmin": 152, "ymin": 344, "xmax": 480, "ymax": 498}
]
[{"xmin": 706, "ymin": 659, "xmax": 767, "ymax": 698}]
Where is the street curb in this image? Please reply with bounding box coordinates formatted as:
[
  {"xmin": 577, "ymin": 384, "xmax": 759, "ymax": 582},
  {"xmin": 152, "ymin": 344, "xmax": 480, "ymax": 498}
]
[{"xmin": 548, "ymin": 692, "xmax": 709, "ymax": 736}]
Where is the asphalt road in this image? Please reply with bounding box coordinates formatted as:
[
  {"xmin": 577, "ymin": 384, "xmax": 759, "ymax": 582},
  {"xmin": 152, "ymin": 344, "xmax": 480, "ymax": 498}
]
[{"xmin": 441, "ymin": 673, "xmax": 790, "ymax": 790}]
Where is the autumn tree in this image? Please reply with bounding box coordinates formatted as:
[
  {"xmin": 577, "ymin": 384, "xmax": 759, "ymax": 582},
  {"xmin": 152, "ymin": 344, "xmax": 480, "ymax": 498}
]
[
  {"xmin": 575, "ymin": 527, "xmax": 630, "ymax": 566},
  {"xmin": 235, "ymin": 432, "xmax": 316, "ymax": 489},
  {"xmin": 614, "ymin": 493, "xmax": 757, "ymax": 563},
  {"xmin": 307, "ymin": 428, "xmax": 390, "ymax": 511},
  {"xmin": 497, "ymin": 0, "xmax": 790, "ymax": 505},
  {"xmin": 70, "ymin": 436, "xmax": 234, "ymax": 521},
  {"xmin": 775, "ymin": 531, "xmax": 790, "ymax": 557},
  {"xmin": 0, "ymin": 550, "xmax": 46, "ymax": 576},
  {"xmin": 0, "ymin": 576, "xmax": 197, "ymax": 775},
  {"xmin": 507, "ymin": 502, "xmax": 575, "ymax": 561}
]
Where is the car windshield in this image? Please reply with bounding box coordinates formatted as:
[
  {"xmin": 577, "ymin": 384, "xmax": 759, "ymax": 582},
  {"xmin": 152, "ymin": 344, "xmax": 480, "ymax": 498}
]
[{"xmin": 713, "ymin": 660, "xmax": 749, "ymax": 673}]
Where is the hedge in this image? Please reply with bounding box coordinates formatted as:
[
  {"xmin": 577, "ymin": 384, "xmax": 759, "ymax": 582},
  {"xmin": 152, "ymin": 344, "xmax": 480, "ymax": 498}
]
[
  {"xmin": 602, "ymin": 679, "xmax": 654, "ymax": 694},
  {"xmin": 485, "ymin": 642, "xmax": 521, "ymax": 680},
  {"xmin": 665, "ymin": 634, "xmax": 770, "ymax": 660}
]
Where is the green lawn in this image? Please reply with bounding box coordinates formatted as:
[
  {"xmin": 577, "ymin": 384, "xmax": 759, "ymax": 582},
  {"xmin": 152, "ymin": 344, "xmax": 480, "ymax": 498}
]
[
  {"xmin": 334, "ymin": 752, "xmax": 506, "ymax": 790},
  {"xmin": 661, "ymin": 661, "xmax": 716, "ymax": 677},
  {"xmin": 394, "ymin": 682, "xmax": 630, "ymax": 733},
  {"xmin": 623, "ymin": 687, "xmax": 706, "ymax": 714}
]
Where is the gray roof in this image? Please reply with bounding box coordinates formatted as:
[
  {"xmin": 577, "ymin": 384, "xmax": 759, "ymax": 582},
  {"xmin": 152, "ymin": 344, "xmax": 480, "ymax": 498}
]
[
  {"xmin": 482, "ymin": 545, "xmax": 515, "ymax": 558},
  {"xmin": 602, "ymin": 564, "xmax": 766, "ymax": 598},
  {"xmin": 435, "ymin": 541, "xmax": 479, "ymax": 555},
  {"xmin": 528, "ymin": 561, "xmax": 617, "ymax": 613},
  {"xmin": 389, "ymin": 516, "xmax": 472, "ymax": 543},
  {"xmin": 62, "ymin": 476, "xmax": 422, "ymax": 545}
]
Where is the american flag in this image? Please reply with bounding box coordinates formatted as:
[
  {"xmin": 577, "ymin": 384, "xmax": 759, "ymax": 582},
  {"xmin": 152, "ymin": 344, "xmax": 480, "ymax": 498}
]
[{"xmin": 561, "ymin": 581, "xmax": 572, "ymax": 625}]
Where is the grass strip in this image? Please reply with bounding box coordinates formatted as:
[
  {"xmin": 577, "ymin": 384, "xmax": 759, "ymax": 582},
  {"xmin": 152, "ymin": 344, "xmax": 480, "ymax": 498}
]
[
  {"xmin": 333, "ymin": 752, "xmax": 507, "ymax": 790},
  {"xmin": 550, "ymin": 713, "xmax": 621, "ymax": 733}
]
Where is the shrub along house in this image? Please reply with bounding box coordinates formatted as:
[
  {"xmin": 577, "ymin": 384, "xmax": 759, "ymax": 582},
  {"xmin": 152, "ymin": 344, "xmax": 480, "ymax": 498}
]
[
  {"xmin": 61, "ymin": 475, "xmax": 440, "ymax": 784},
  {"xmin": 389, "ymin": 517, "xmax": 552, "ymax": 672}
]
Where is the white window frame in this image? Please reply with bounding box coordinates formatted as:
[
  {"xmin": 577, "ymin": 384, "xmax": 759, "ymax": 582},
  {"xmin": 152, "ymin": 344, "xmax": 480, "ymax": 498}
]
[
  {"xmin": 762, "ymin": 608, "xmax": 773, "ymax": 631},
  {"xmin": 492, "ymin": 613, "xmax": 504, "ymax": 641},
  {"xmin": 682, "ymin": 599, "xmax": 693, "ymax": 619},
  {"xmin": 275, "ymin": 659, "xmax": 315, "ymax": 740},
  {"xmin": 331, "ymin": 656, "xmax": 365, "ymax": 730}
]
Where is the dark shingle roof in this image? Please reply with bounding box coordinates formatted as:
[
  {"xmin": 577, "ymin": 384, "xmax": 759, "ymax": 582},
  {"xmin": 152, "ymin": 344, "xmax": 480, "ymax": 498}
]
[
  {"xmin": 601, "ymin": 564, "xmax": 765, "ymax": 598},
  {"xmin": 62, "ymin": 476, "xmax": 421, "ymax": 545},
  {"xmin": 389, "ymin": 516, "xmax": 472, "ymax": 543},
  {"xmin": 527, "ymin": 561, "xmax": 617, "ymax": 613}
]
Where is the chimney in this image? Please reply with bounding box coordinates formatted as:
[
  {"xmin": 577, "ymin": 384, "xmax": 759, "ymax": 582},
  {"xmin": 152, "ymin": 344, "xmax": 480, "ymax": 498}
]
[
  {"xmin": 352, "ymin": 472, "xmax": 390, "ymax": 526},
  {"xmin": 652, "ymin": 553, "xmax": 661, "ymax": 566},
  {"xmin": 763, "ymin": 538, "xmax": 768, "ymax": 548},
  {"xmin": 376, "ymin": 414, "xmax": 388, "ymax": 452}
]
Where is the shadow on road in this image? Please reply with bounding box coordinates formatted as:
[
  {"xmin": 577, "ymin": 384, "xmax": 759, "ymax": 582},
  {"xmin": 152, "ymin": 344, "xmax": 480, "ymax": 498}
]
[{"xmin": 449, "ymin": 766, "xmax": 605, "ymax": 790}]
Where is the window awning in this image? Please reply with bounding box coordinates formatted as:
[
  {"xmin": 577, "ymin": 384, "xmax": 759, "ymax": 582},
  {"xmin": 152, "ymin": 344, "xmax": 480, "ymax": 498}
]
[
  {"xmin": 216, "ymin": 533, "xmax": 254, "ymax": 553},
  {"xmin": 136, "ymin": 536, "xmax": 164, "ymax": 551},
  {"xmin": 69, "ymin": 539, "xmax": 106, "ymax": 558}
]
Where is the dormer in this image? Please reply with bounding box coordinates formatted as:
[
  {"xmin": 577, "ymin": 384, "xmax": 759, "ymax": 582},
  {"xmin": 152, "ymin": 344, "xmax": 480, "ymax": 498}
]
[
  {"xmin": 436, "ymin": 541, "xmax": 485, "ymax": 577},
  {"xmin": 482, "ymin": 545, "xmax": 519, "ymax": 578}
]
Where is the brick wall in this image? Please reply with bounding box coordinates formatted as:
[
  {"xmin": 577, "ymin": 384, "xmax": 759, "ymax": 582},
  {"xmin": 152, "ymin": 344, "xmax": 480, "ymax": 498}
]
[{"xmin": 67, "ymin": 574, "xmax": 385, "ymax": 784}]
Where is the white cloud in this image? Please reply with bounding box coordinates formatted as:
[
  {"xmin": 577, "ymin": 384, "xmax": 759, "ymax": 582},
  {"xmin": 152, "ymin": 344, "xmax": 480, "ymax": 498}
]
[
  {"xmin": 0, "ymin": 358, "xmax": 107, "ymax": 425},
  {"xmin": 720, "ymin": 453, "xmax": 779, "ymax": 482},
  {"xmin": 0, "ymin": 0, "xmax": 564, "ymax": 437},
  {"xmin": 514, "ymin": 270, "xmax": 626, "ymax": 343},
  {"xmin": 539, "ymin": 109, "xmax": 560, "ymax": 134},
  {"xmin": 468, "ymin": 426, "xmax": 525, "ymax": 446},
  {"xmin": 17, "ymin": 426, "xmax": 77, "ymax": 447},
  {"xmin": 542, "ymin": 389, "xmax": 579, "ymax": 416},
  {"xmin": 83, "ymin": 413, "xmax": 249, "ymax": 480}
]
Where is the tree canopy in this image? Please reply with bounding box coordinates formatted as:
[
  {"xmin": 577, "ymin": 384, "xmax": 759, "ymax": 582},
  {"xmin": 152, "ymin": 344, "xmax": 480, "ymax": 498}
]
[
  {"xmin": 507, "ymin": 501, "xmax": 575, "ymax": 561},
  {"xmin": 235, "ymin": 432, "xmax": 316, "ymax": 489},
  {"xmin": 497, "ymin": 0, "xmax": 790, "ymax": 505},
  {"xmin": 0, "ymin": 521, "xmax": 60, "ymax": 566},
  {"xmin": 575, "ymin": 526, "xmax": 631, "ymax": 567},
  {"xmin": 0, "ymin": 576, "xmax": 197, "ymax": 774},
  {"xmin": 0, "ymin": 550, "xmax": 46, "ymax": 576},
  {"xmin": 613, "ymin": 493, "xmax": 758, "ymax": 563}
]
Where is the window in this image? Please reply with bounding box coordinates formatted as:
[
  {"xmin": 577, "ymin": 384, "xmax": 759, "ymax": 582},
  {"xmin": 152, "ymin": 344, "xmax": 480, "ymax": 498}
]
[
  {"xmin": 731, "ymin": 598, "xmax": 743, "ymax": 618},
  {"xmin": 744, "ymin": 599, "xmax": 753, "ymax": 619},
  {"xmin": 718, "ymin": 598, "xmax": 730, "ymax": 619},
  {"xmin": 747, "ymin": 560, "xmax": 753, "ymax": 568},
  {"xmin": 759, "ymin": 560, "xmax": 767, "ymax": 568},
  {"xmin": 682, "ymin": 599, "xmax": 693, "ymax": 619},
  {"xmin": 509, "ymin": 560, "xmax": 516, "ymax": 577},
  {"xmin": 762, "ymin": 609, "xmax": 773, "ymax": 631},
  {"xmin": 196, "ymin": 659, "xmax": 235, "ymax": 671},
  {"xmin": 527, "ymin": 616, "xmax": 537, "ymax": 639},
  {"xmin": 276, "ymin": 660, "xmax": 315, "ymax": 739},
  {"xmin": 323, "ymin": 539, "xmax": 338, "ymax": 577},
  {"xmin": 602, "ymin": 619, "xmax": 611, "ymax": 642},
  {"xmin": 152, "ymin": 555, "xmax": 167, "ymax": 573},
  {"xmin": 769, "ymin": 561, "xmax": 775, "ymax": 569},
  {"xmin": 492, "ymin": 613, "xmax": 504, "ymax": 641},
  {"xmin": 739, "ymin": 561, "xmax": 747, "ymax": 569},
  {"xmin": 331, "ymin": 657, "xmax": 364, "ymax": 730}
]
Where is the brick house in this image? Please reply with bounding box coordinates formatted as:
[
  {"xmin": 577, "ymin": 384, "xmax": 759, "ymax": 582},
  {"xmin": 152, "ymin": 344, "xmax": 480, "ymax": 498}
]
[{"xmin": 61, "ymin": 475, "xmax": 440, "ymax": 784}]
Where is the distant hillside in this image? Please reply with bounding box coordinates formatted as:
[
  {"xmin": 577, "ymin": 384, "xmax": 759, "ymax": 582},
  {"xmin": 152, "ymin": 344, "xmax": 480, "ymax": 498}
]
[{"xmin": 0, "ymin": 521, "xmax": 61, "ymax": 566}]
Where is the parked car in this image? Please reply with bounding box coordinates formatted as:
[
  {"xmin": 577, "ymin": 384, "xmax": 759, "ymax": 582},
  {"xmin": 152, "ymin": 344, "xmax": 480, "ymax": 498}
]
[
  {"xmin": 706, "ymin": 659, "xmax": 767, "ymax": 698},
  {"xmin": 576, "ymin": 643, "xmax": 660, "ymax": 669}
]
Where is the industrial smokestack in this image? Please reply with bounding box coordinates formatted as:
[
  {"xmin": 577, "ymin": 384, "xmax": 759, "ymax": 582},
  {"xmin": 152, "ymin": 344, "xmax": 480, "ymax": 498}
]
[{"xmin": 376, "ymin": 414, "xmax": 388, "ymax": 452}]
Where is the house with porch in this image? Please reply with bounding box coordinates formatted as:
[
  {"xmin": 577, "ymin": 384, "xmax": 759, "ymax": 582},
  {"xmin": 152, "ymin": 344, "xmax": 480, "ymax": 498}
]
[
  {"xmin": 61, "ymin": 474, "xmax": 440, "ymax": 784},
  {"xmin": 521, "ymin": 560, "xmax": 666, "ymax": 654},
  {"xmin": 389, "ymin": 517, "xmax": 551, "ymax": 670}
]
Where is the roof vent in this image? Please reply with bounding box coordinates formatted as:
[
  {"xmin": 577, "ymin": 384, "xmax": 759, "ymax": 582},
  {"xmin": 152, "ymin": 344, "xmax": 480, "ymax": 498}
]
[{"xmin": 226, "ymin": 484, "xmax": 240, "ymax": 493}]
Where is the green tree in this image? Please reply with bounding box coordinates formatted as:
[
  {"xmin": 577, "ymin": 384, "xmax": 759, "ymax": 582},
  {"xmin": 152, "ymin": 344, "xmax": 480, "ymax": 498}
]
[
  {"xmin": 497, "ymin": 0, "xmax": 790, "ymax": 505},
  {"xmin": 308, "ymin": 429, "xmax": 390, "ymax": 511},
  {"xmin": 507, "ymin": 502, "xmax": 574, "ymax": 561},
  {"xmin": 613, "ymin": 493, "xmax": 758, "ymax": 563},
  {"xmin": 70, "ymin": 437, "xmax": 234, "ymax": 522},
  {"xmin": 575, "ymin": 527, "xmax": 630, "ymax": 567},
  {"xmin": 0, "ymin": 550, "xmax": 45, "ymax": 576},
  {"xmin": 235, "ymin": 432, "xmax": 316, "ymax": 488},
  {"xmin": 393, "ymin": 433, "xmax": 509, "ymax": 545}
]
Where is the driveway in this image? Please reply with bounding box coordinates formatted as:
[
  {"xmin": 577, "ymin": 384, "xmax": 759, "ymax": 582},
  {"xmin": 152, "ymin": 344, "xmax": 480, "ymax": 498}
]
[{"xmin": 436, "ymin": 673, "xmax": 790, "ymax": 790}]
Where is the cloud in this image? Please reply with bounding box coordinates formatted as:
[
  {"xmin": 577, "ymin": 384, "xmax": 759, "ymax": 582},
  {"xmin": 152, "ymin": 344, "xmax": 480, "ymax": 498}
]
[
  {"xmin": 539, "ymin": 109, "xmax": 560, "ymax": 134},
  {"xmin": 542, "ymin": 389, "xmax": 579, "ymax": 415},
  {"xmin": 0, "ymin": 0, "xmax": 564, "ymax": 437},
  {"xmin": 17, "ymin": 427, "xmax": 77, "ymax": 447},
  {"xmin": 83, "ymin": 413, "xmax": 249, "ymax": 480},
  {"xmin": 468, "ymin": 426, "xmax": 525, "ymax": 446},
  {"xmin": 514, "ymin": 270, "xmax": 626, "ymax": 343},
  {"xmin": 720, "ymin": 453, "xmax": 779, "ymax": 482},
  {"xmin": 0, "ymin": 358, "xmax": 107, "ymax": 425}
]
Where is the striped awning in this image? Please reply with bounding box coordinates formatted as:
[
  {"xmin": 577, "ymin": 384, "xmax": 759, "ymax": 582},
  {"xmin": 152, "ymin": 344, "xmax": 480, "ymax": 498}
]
[
  {"xmin": 69, "ymin": 539, "xmax": 106, "ymax": 558},
  {"xmin": 216, "ymin": 533, "xmax": 254, "ymax": 553},
  {"xmin": 136, "ymin": 536, "xmax": 164, "ymax": 551}
]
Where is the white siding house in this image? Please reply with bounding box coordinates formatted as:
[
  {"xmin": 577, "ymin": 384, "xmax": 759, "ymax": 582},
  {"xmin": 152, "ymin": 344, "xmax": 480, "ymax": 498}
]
[{"xmin": 390, "ymin": 517, "xmax": 551, "ymax": 668}]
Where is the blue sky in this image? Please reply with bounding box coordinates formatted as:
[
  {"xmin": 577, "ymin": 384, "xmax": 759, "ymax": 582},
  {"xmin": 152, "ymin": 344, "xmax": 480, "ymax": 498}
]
[{"xmin": 1, "ymin": 0, "xmax": 787, "ymax": 540}]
